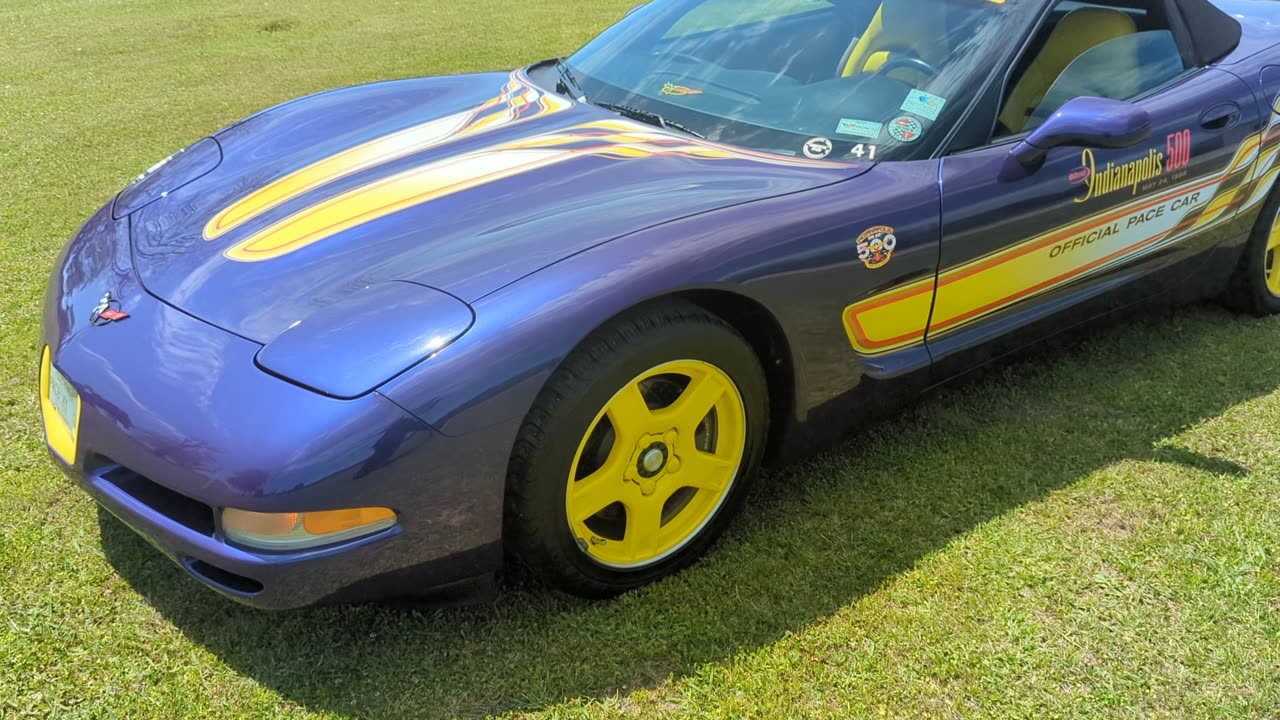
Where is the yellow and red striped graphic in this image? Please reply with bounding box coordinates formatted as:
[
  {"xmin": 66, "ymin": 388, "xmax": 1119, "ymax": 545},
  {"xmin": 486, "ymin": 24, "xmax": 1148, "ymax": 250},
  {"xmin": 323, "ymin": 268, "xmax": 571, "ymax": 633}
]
[
  {"xmin": 845, "ymin": 116, "xmax": 1280, "ymax": 357},
  {"xmin": 222, "ymin": 120, "xmax": 842, "ymax": 262},
  {"xmin": 204, "ymin": 70, "xmax": 573, "ymax": 242},
  {"xmin": 841, "ymin": 276, "xmax": 935, "ymax": 355},
  {"xmin": 205, "ymin": 71, "xmax": 851, "ymax": 263}
]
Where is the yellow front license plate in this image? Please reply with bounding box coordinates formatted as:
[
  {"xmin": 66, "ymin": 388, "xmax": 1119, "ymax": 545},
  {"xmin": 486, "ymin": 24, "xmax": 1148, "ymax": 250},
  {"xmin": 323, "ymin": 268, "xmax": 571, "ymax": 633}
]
[{"xmin": 40, "ymin": 347, "xmax": 81, "ymax": 464}]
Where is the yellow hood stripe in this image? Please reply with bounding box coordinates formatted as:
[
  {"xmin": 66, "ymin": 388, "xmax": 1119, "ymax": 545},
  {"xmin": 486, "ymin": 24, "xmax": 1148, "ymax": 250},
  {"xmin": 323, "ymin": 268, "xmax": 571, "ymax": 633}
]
[
  {"xmin": 203, "ymin": 71, "xmax": 572, "ymax": 241},
  {"xmin": 224, "ymin": 122, "xmax": 736, "ymax": 262},
  {"xmin": 219, "ymin": 119, "xmax": 846, "ymax": 263}
]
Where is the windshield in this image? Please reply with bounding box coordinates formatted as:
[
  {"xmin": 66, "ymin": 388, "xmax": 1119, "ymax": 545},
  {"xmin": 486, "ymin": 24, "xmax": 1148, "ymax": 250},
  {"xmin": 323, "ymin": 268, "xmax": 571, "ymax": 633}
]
[{"xmin": 553, "ymin": 0, "xmax": 1033, "ymax": 161}]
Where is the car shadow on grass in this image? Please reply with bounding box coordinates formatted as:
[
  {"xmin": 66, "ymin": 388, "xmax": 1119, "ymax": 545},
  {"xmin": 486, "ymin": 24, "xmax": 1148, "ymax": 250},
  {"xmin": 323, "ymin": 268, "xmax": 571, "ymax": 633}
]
[{"xmin": 98, "ymin": 304, "xmax": 1279, "ymax": 720}]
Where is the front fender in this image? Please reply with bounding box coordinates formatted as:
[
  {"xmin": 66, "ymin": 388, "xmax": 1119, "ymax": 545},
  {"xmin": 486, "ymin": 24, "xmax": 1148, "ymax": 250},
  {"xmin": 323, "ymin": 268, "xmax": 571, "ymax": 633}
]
[{"xmin": 377, "ymin": 167, "xmax": 935, "ymax": 440}]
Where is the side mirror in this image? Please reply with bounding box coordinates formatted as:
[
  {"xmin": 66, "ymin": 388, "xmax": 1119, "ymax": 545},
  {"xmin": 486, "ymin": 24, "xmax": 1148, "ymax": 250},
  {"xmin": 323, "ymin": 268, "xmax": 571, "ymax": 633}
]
[{"xmin": 1002, "ymin": 97, "xmax": 1152, "ymax": 181}]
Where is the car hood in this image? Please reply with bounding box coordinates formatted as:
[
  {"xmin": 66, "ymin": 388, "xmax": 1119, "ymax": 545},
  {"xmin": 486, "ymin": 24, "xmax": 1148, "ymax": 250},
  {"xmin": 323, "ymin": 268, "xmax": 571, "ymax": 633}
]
[{"xmin": 130, "ymin": 68, "xmax": 866, "ymax": 344}]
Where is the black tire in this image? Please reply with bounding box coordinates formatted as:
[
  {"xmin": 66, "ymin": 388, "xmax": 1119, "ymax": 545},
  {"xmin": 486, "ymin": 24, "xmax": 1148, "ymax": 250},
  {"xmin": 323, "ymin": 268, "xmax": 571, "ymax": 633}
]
[
  {"xmin": 505, "ymin": 301, "xmax": 769, "ymax": 597},
  {"xmin": 1223, "ymin": 187, "xmax": 1280, "ymax": 316}
]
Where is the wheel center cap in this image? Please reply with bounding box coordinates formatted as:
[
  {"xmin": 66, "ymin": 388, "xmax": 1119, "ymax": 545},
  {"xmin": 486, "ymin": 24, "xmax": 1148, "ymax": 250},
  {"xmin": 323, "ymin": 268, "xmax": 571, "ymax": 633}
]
[{"xmin": 637, "ymin": 443, "xmax": 668, "ymax": 478}]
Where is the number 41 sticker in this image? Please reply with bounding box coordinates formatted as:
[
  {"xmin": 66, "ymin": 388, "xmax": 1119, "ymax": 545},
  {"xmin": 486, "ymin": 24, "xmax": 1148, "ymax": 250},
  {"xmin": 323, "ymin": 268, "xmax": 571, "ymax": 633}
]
[{"xmin": 849, "ymin": 144, "xmax": 877, "ymax": 160}]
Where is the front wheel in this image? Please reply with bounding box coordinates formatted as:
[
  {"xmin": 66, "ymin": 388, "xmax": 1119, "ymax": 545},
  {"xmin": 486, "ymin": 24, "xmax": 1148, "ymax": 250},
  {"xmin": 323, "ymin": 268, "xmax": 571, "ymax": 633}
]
[{"xmin": 505, "ymin": 302, "xmax": 769, "ymax": 597}]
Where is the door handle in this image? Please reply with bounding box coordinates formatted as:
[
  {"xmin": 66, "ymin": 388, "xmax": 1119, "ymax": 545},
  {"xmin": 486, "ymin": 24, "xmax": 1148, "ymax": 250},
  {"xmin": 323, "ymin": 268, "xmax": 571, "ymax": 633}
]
[{"xmin": 1200, "ymin": 103, "xmax": 1241, "ymax": 132}]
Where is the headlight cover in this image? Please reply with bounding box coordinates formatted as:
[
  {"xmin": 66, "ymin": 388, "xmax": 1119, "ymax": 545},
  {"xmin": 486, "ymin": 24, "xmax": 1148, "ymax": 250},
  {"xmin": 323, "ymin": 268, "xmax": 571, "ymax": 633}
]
[
  {"xmin": 112, "ymin": 137, "xmax": 223, "ymax": 219},
  {"xmin": 255, "ymin": 281, "xmax": 475, "ymax": 399}
]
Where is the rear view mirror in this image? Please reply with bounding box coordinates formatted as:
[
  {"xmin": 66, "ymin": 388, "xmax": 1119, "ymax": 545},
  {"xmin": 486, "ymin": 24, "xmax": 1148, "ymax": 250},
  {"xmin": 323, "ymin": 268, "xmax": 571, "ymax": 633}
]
[{"xmin": 1003, "ymin": 96, "xmax": 1152, "ymax": 180}]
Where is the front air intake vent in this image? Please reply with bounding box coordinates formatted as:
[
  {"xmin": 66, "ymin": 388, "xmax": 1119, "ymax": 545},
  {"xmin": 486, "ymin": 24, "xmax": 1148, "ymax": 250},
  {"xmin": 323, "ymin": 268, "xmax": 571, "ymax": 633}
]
[{"xmin": 100, "ymin": 465, "xmax": 216, "ymax": 536}]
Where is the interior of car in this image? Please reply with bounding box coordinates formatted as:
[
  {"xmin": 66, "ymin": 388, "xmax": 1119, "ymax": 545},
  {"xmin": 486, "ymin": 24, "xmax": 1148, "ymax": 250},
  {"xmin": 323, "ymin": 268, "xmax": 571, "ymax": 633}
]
[
  {"xmin": 661, "ymin": 0, "xmax": 1190, "ymax": 135},
  {"xmin": 837, "ymin": 0, "xmax": 955, "ymax": 79},
  {"xmin": 830, "ymin": 0, "xmax": 1190, "ymax": 135},
  {"xmin": 560, "ymin": 0, "xmax": 1234, "ymax": 159},
  {"xmin": 997, "ymin": 0, "xmax": 1190, "ymax": 135}
]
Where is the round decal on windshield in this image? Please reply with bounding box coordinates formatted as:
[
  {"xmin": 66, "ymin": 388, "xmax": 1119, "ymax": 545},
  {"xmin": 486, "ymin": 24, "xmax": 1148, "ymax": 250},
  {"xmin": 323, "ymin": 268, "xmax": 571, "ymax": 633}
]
[
  {"xmin": 888, "ymin": 116, "xmax": 923, "ymax": 143},
  {"xmin": 803, "ymin": 137, "xmax": 833, "ymax": 159}
]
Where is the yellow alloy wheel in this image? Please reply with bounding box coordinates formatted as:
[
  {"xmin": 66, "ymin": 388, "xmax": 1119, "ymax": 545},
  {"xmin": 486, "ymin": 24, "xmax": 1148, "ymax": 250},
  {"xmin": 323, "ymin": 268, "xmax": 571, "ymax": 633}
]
[
  {"xmin": 1267, "ymin": 208, "xmax": 1280, "ymax": 297},
  {"xmin": 565, "ymin": 359, "xmax": 747, "ymax": 569}
]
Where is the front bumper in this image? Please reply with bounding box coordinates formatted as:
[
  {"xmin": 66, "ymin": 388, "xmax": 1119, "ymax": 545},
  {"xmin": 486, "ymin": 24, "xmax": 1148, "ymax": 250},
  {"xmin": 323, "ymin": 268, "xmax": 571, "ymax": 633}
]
[
  {"xmin": 57, "ymin": 458, "xmax": 500, "ymax": 609},
  {"xmin": 40, "ymin": 205, "xmax": 506, "ymax": 609}
]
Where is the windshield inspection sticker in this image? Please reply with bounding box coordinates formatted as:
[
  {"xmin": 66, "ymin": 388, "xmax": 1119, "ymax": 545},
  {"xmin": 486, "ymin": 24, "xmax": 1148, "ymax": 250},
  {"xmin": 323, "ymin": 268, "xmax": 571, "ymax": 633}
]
[
  {"xmin": 836, "ymin": 118, "xmax": 883, "ymax": 140},
  {"xmin": 888, "ymin": 116, "xmax": 923, "ymax": 143},
  {"xmin": 900, "ymin": 90, "xmax": 947, "ymax": 121},
  {"xmin": 803, "ymin": 137, "xmax": 834, "ymax": 159}
]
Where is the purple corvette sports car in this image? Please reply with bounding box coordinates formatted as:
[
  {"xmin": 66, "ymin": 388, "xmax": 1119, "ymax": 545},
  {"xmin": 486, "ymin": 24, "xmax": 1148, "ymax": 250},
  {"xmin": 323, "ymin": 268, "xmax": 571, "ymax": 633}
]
[{"xmin": 42, "ymin": 0, "xmax": 1280, "ymax": 607}]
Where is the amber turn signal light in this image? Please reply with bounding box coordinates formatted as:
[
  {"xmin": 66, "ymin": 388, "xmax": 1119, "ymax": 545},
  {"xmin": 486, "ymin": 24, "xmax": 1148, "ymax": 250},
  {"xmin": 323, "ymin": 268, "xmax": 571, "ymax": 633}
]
[{"xmin": 222, "ymin": 507, "xmax": 396, "ymax": 551}]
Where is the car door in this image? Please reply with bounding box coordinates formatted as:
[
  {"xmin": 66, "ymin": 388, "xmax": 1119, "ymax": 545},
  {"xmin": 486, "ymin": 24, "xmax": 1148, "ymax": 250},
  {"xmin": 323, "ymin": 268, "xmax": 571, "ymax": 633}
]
[{"xmin": 927, "ymin": 1, "xmax": 1260, "ymax": 371}]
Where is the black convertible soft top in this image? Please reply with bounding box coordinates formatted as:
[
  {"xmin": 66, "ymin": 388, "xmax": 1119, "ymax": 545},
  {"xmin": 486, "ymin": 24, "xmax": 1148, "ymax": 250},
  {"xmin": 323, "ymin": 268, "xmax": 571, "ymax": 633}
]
[{"xmin": 1171, "ymin": 0, "xmax": 1243, "ymax": 65}]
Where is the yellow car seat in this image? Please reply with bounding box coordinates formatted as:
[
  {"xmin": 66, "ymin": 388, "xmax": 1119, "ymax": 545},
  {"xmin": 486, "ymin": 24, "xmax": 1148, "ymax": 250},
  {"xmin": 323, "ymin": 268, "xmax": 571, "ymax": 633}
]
[
  {"xmin": 839, "ymin": 0, "xmax": 952, "ymax": 77},
  {"xmin": 998, "ymin": 7, "xmax": 1138, "ymax": 133}
]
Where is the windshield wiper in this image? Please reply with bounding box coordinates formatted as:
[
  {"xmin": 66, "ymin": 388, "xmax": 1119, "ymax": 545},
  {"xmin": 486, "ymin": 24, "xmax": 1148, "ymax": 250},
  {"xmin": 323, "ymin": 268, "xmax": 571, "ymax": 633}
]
[
  {"xmin": 554, "ymin": 59, "xmax": 588, "ymax": 102},
  {"xmin": 594, "ymin": 103, "xmax": 706, "ymax": 139}
]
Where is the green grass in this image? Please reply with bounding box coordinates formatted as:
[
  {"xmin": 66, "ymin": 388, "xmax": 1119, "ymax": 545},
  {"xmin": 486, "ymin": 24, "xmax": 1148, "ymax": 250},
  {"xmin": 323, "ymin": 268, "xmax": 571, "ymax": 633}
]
[{"xmin": 2, "ymin": 1, "xmax": 1279, "ymax": 717}]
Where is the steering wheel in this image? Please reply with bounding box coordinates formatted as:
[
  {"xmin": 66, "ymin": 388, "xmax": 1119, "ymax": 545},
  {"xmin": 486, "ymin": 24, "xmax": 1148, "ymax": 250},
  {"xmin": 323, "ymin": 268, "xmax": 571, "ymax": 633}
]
[{"xmin": 872, "ymin": 48, "xmax": 940, "ymax": 79}]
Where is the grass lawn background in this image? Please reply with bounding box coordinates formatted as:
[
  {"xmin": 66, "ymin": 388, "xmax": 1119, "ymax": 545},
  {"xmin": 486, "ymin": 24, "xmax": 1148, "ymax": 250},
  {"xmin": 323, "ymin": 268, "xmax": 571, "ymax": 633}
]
[{"xmin": 1, "ymin": 1, "xmax": 1278, "ymax": 717}]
